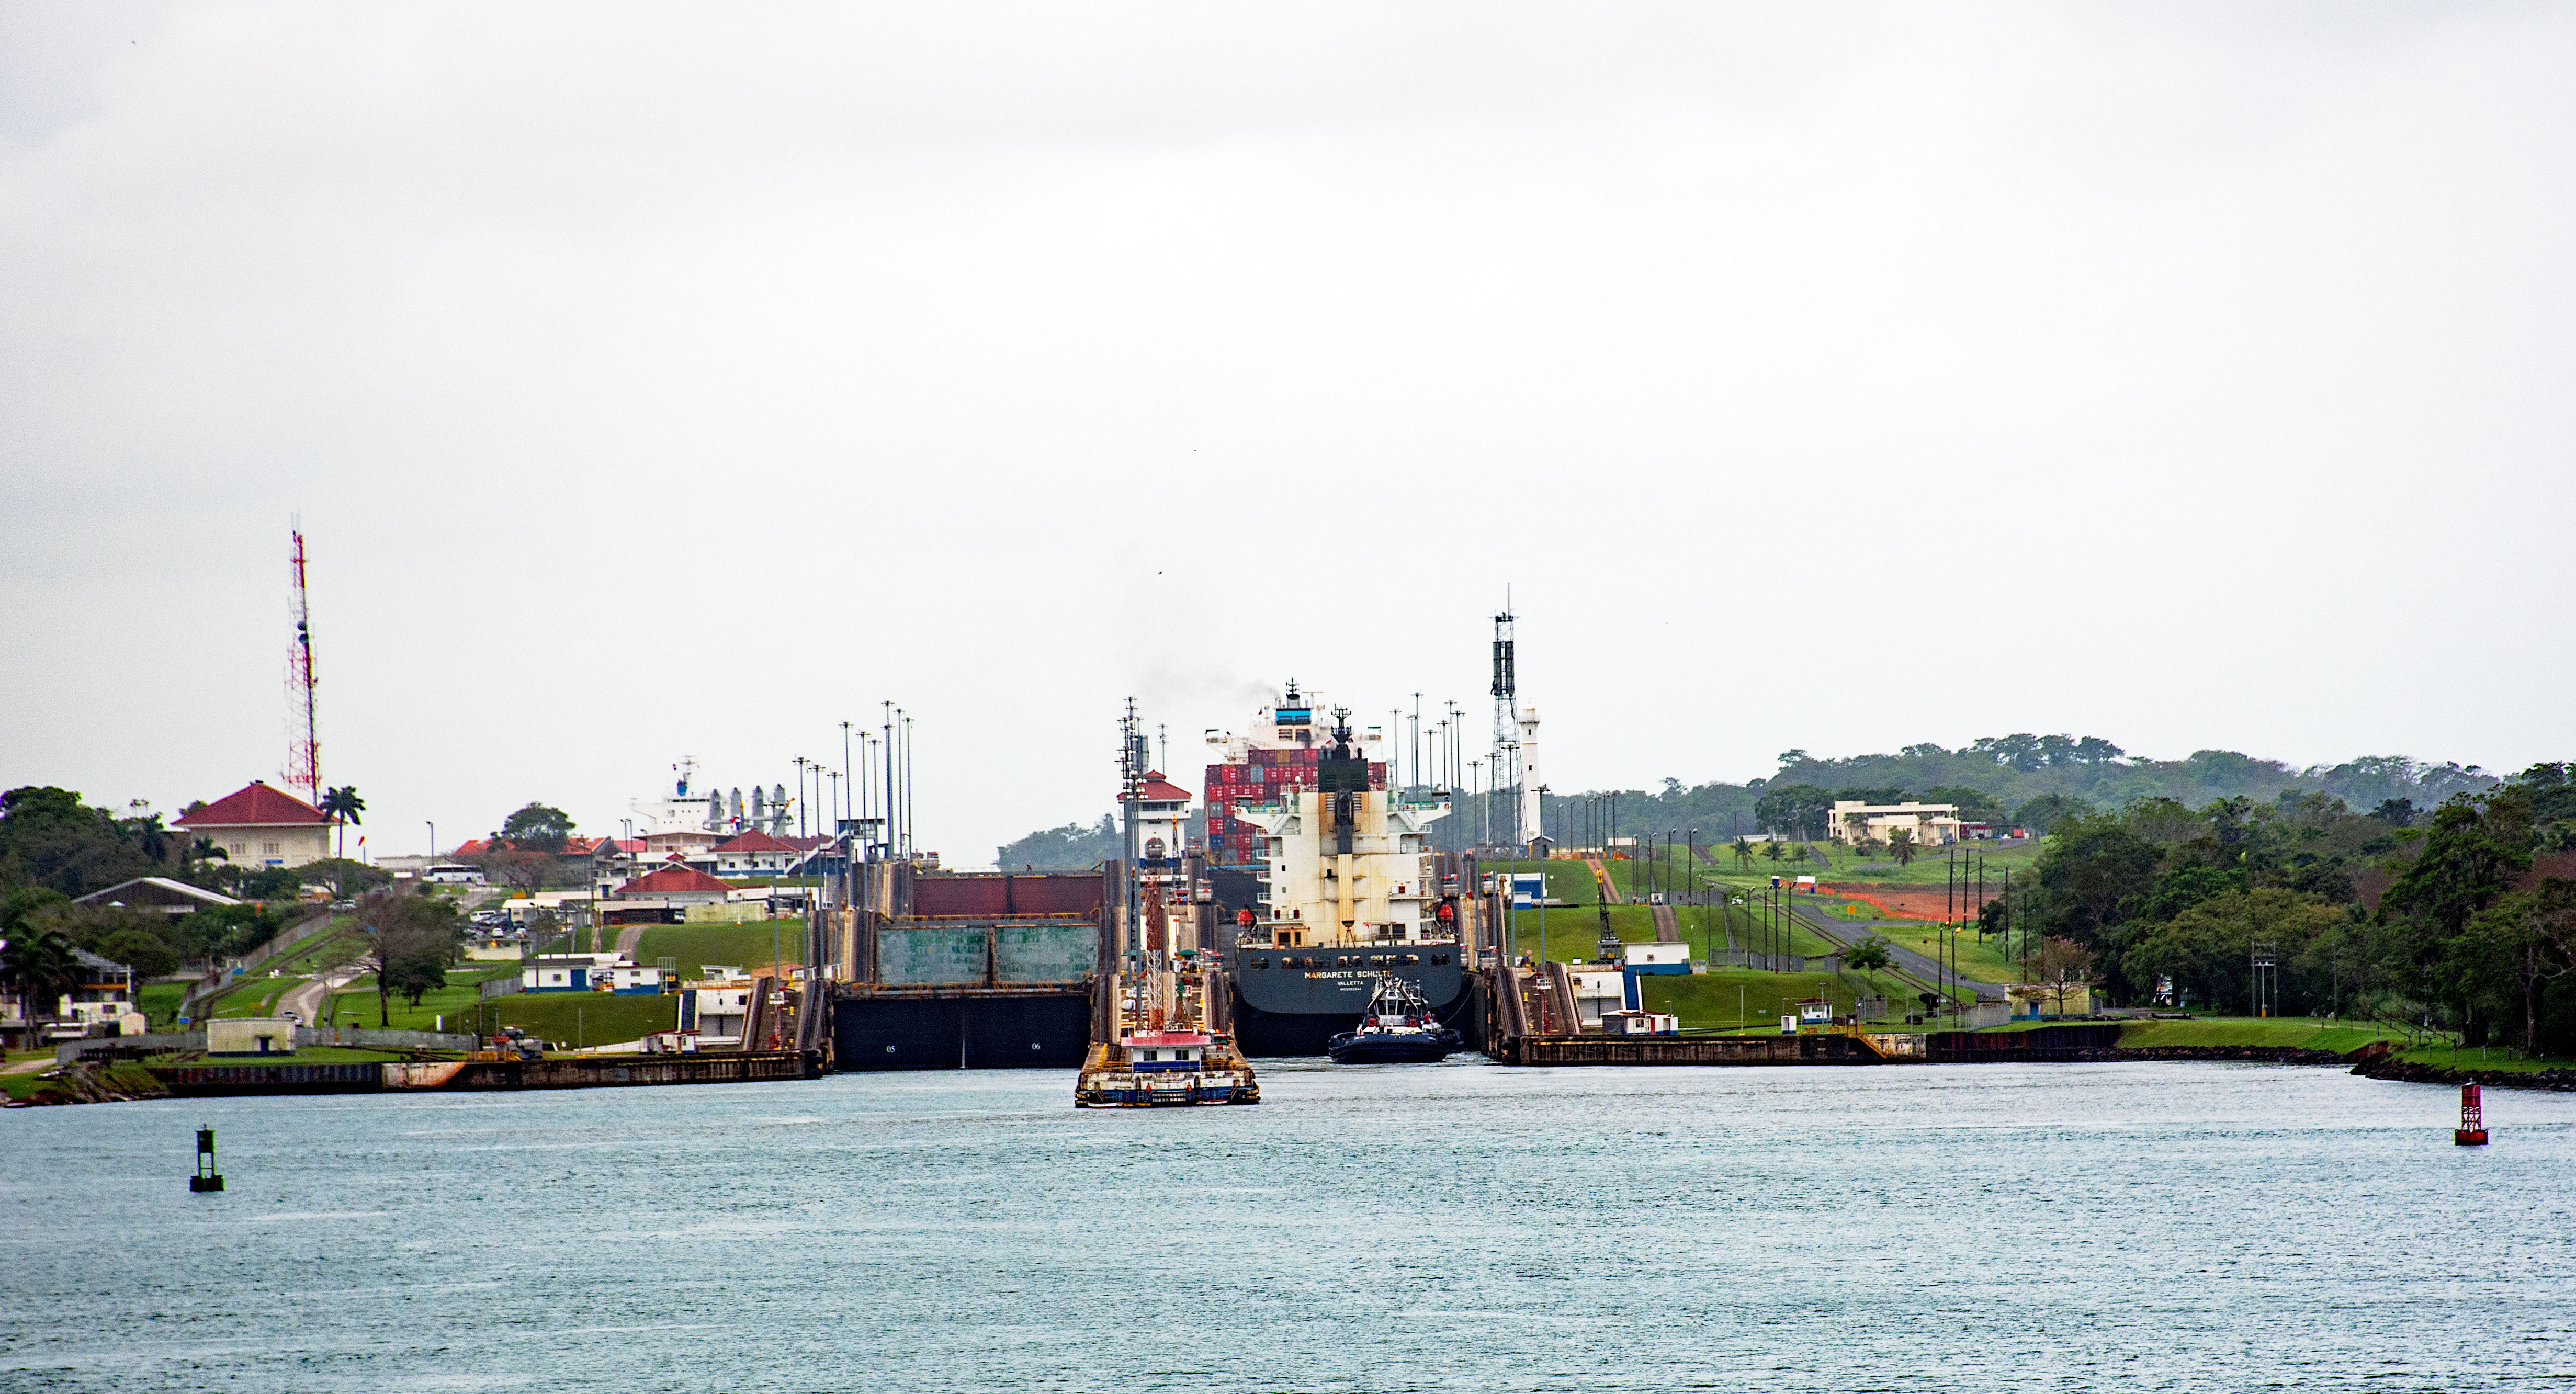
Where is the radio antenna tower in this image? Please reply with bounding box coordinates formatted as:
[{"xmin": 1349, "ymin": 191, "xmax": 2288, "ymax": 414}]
[
  {"xmin": 1490, "ymin": 598, "xmax": 1519, "ymax": 848},
  {"xmin": 284, "ymin": 520, "xmax": 321, "ymax": 798}
]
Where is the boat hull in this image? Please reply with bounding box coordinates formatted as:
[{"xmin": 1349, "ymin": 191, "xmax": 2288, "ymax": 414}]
[
  {"xmin": 1327, "ymin": 1034, "xmax": 1457, "ymax": 1065},
  {"xmin": 1225, "ymin": 948, "xmax": 1467, "ymax": 1056}
]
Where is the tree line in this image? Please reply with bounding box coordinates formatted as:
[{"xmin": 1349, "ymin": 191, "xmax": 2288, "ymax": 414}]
[
  {"xmin": 2008, "ymin": 763, "xmax": 2574, "ymax": 1052},
  {"xmin": 1522, "ymin": 738, "xmax": 2496, "ymax": 849}
]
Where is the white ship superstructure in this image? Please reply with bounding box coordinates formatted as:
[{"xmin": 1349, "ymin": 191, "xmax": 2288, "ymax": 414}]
[{"xmin": 1231, "ymin": 710, "xmax": 1450, "ymax": 950}]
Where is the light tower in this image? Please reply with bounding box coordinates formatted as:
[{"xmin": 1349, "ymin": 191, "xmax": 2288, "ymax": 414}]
[
  {"xmin": 283, "ymin": 522, "xmax": 321, "ymax": 799},
  {"xmin": 1489, "ymin": 605, "xmax": 1522, "ymax": 848}
]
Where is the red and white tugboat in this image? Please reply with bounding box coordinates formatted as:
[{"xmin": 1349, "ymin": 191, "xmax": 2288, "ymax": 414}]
[{"xmin": 1075, "ymin": 701, "xmax": 1261, "ymax": 1108}]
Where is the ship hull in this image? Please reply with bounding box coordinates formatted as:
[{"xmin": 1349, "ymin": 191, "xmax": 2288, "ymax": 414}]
[
  {"xmin": 1328, "ymin": 1033, "xmax": 1456, "ymax": 1064},
  {"xmin": 1224, "ymin": 948, "xmax": 1467, "ymax": 1056},
  {"xmin": 830, "ymin": 991, "xmax": 1093, "ymax": 1070}
]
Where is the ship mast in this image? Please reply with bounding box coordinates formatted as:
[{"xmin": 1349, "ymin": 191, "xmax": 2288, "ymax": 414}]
[{"xmin": 1119, "ymin": 698, "xmax": 1145, "ymax": 990}]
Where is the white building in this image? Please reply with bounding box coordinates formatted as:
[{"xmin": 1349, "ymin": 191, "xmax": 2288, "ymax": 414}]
[
  {"xmin": 1825, "ymin": 800, "xmax": 1964, "ymax": 849},
  {"xmin": 175, "ymin": 781, "xmax": 337, "ymax": 870}
]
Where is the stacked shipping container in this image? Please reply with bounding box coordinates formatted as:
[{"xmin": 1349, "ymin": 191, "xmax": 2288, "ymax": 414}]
[{"xmin": 1202, "ymin": 751, "xmax": 1387, "ymax": 868}]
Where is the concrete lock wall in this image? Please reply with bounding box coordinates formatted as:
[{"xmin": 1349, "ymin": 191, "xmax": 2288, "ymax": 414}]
[
  {"xmin": 993, "ymin": 922, "xmax": 1095, "ymax": 983},
  {"xmin": 878, "ymin": 926, "xmax": 989, "ymax": 985}
]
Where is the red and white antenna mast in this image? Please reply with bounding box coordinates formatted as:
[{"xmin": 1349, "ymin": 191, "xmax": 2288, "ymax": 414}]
[{"xmin": 284, "ymin": 519, "xmax": 321, "ymax": 798}]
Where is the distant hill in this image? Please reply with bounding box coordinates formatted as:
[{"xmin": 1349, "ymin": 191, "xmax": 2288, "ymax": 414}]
[
  {"xmin": 994, "ymin": 814, "xmax": 1122, "ymax": 871},
  {"xmin": 1536, "ymin": 738, "xmax": 2499, "ymax": 844},
  {"xmin": 998, "ymin": 737, "xmax": 2503, "ymax": 857}
]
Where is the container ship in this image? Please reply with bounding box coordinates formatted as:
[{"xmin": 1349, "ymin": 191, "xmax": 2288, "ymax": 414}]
[{"xmin": 1204, "ymin": 689, "xmax": 1467, "ymax": 1056}]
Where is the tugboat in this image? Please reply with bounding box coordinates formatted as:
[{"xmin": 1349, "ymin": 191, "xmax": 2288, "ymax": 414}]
[
  {"xmin": 1074, "ymin": 1018, "xmax": 1261, "ymax": 1107},
  {"xmin": 1075, "ymin": 702, "xmax": 1261, "ymax": 1108},
  {"xmin": 1327, "ymin": 973, "xmax": 1461, "ymax": 1064}
]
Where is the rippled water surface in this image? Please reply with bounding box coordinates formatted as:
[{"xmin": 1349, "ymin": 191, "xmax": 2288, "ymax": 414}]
[{"xmin": 4, "ymin": 1060, "xmax": 2571, "ymax": 1391}]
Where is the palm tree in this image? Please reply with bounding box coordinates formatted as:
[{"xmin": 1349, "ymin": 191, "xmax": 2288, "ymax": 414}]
[
  {"xmin": 320, "ymin": 787, "xmax": 365, "ymax": 861},
  {"xmin": 2, "ymin": 928, "xmax": 82, "ymax": 1045},
  {"xmin": 1889, "ymin": 826, "xmax": 1917, "ymax": 867}
]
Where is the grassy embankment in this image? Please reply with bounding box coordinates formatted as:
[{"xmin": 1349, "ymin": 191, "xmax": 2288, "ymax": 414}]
[
  {"xmin": 1638, "ymin": 968, "xmax": 1924, "ymax": 1030},
  {"xmin": 201, "ymin": 914, "xmax": 368, "ymax": 1019},
  {"xmin": 308, "ymin": 921, "xmax": 789, "ymax": 1045},
  {"xmin": 634, "ymin": 920, "xmax": 804, "ymax": 980},
  {"xmin": 134, "ymin": 983, "xmax": 189, "ymax": 1029},
  {"xmin": 329, "ymin": 965, "xmax": 675, "ymax": 1046}
]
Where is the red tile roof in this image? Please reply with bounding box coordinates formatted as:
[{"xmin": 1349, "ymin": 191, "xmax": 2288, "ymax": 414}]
[
  {"xmin": 451, "ymin": 835, "xmax": 615, "ymax": 859},
  {"xmin": 1125, "ymin": 772, "xmax": 1194, "ymax": 804},
  {"xmin": 616, "ymin": 865, "xmax": 734, "ymax": 896},
  {"xmin": 712, "ymin": 830, "xmax": 798, "ymax": 854},
  {"xmin": 176, "ymin": 781, "xmax": 330, "ymax": 828}
]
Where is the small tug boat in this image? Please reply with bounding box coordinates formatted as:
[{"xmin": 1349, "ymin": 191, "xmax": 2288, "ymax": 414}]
[
  {"xmin": 1327, "ymin": 973, "xmax": 1461, "ymax": 1064},
  {"xmin": 1074, "ymin": 1026, "xmax": 1261, "ymax": 1107}
]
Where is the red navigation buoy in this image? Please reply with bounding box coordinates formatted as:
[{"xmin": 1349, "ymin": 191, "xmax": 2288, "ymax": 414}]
[{"xmin": 2455, "ymin": 1082, "xmax": 2489, "ymax": 1146}]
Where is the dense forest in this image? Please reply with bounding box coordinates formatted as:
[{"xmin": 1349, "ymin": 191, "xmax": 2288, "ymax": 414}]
[
  {"xmin": 1511, "ymin": 739, "xmax": 2499, "ymax": 849},
  {"xmin": 2011, "ymin": 763, "xmax": 2575, "ymax": 1052}
]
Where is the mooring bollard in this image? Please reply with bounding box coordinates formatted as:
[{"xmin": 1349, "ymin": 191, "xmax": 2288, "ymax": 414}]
[
  {"xmin": 190, "ymin": 1125, "xmax": 225, "ymax": 1191},
  {"xmin": 2454, "ymin": 1082, "xmax": 2488, "ymax": 1146}
]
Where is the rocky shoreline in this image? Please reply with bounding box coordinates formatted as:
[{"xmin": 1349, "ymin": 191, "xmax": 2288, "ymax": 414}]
[
  {"xmin": 2347, "ymin": 1055, "xmax": 2576, "ymax": 1092},
  {"xmin": 2054, "ymin": 1041, "xmax": 2576, "ymax": 1090}
]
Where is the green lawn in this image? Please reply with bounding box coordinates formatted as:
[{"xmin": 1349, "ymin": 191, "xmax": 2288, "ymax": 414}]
[
  {"xmin": 450, "ymin": 993, "xmax": 679, "ymax": 1048},
  {"xmin": 211, "ymin": 974, "xmax": 304, "ymax": 1018},
  {"xmin": 2392, "ymin": 1043, "xmax": 2576, "ymax": 1073},
  {"xmin": 135, "ymin": 983, "xmax": 189, "ymax": 1030},
  {"xmin": 632, "ymin": 921, "xmax": 803, "ymax": 981},
  {"xmin": 1504, "ymin": 902, "xmax": 1837, "ymax": 964},
  {"xmin": 2111, "ymin": 1016, "xmax": 2423, "ymax": 1053},
  {"xmin": 1849, "ymin": 916, "xmax": 2023, "ymax": 985},
  {"xmin": 1639, "ymin": 968, "xmax": 1920, "ymax": 1031},
  {"xmin": 323, "ymin": 964, "xmax": 522, "ymax": 1032}
]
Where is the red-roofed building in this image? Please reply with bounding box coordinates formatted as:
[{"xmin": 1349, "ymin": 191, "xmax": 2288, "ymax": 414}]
[
  {"xmin": 710, "ymin": 830, "xmax": 800, "ymax": 877},
  {"xmin": 176, "ymin": 781, "xmax": 336, "ymax": 870},
  {"xmin": 1116, "ymin": 772, "xmax": 1195, "ymax": 865},
  {"xmin": 615, "ymin": 864, "xmax": 735, "ymax": 904}
]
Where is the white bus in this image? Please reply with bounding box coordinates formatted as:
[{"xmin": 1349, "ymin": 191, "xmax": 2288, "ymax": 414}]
[{"xmin": 422, "ymin": 864, "xmax": 487, "ymax": 885}]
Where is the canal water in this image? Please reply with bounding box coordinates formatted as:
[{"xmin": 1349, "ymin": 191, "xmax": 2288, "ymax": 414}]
[{"xmin": 3, "ymin": 1061, "xmax": 2569, "ymax": 1391}]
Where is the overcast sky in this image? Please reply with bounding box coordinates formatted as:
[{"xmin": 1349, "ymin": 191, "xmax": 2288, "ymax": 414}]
[{"xmin": 4, "ymin": 2, "xmax": 2569, "ymax": 865}]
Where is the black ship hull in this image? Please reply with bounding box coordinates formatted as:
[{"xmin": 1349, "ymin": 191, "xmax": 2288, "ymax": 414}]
[
  {"xmin": 1224, "ymin": 948, "xmax": 1468, "ymax": 1056},
  {"xmin": 1328, "ymin": 1032, "xmax": 1458, "ymax": 1064},
  {"xmin": 831, "ymin": 992, "xmax": 1093, "ymax": 1070}
]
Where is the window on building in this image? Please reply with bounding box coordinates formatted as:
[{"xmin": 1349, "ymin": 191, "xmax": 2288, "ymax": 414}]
[{"xmin": 263, "ymin": 842, "xmax": 280, "ymax": 855}]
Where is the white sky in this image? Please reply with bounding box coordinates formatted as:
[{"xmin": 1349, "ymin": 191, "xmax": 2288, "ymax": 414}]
[{"xmin": 4, "ymin": 2, "xmax": 2570, "ymax": 866}]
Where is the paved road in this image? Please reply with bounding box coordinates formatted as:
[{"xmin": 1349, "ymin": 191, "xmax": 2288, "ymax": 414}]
[
  {"xmin": 615, "ymin": 924, "xmax": 647, "ymax": 960},
  {"xmin": 1650, "ymin": 905, "xmax": 1681, "ymax": 943},
  {"xmin": 278, "ymin": 961, "xmax": 370, "ymax": 1024},
  {"xmin": 1793, "ymin": 901, "xmax": 2007, "ymax": 1001}
]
